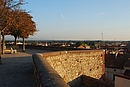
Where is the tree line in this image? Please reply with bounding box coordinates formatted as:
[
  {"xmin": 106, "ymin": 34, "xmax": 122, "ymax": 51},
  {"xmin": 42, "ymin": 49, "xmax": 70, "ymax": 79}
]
[
  {"xmin": 0, "ymin": 0, "xmax": 37, "ymax": 51},
  {"xmin": 0, "ymin": 0, "xmax": 37, "ymax": 64}
]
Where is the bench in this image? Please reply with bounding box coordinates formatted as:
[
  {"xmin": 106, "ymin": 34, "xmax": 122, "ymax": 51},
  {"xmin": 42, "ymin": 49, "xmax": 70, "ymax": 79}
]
[{"xmin": 4, "ymin": 47, "xmax": 17, "ymax": 54}]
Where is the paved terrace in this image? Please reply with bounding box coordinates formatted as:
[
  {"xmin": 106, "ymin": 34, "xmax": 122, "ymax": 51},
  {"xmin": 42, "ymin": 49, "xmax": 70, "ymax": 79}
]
[{"xmin": 0, "ymin": 49, "xmax": 53, "ymax": 87}]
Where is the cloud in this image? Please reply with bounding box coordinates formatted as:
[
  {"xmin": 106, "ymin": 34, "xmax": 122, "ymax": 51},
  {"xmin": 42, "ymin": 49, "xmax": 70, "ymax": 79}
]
[
  {"xmin": 61, "ymin": 13, "xmax": 67, "ymax": 20},
  {"xmin": 95, "ymin": 12, "xmax": 104, "ymax": 16}
]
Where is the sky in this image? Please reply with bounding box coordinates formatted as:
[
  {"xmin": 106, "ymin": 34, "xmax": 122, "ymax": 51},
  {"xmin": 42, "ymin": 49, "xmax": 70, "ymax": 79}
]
[{"xmin": 6, "ymin": 0, "xmax": 130, "ymax": 41}]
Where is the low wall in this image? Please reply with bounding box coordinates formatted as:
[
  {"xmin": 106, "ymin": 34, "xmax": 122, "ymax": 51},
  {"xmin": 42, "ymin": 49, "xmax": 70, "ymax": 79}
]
[
  {"xmin": 20, "ymin": 45, "xmax": 92, "ymax": 51},
  {"xmin": 33, "ymin": 54, "xmax": 70, "ymax": 87},
  {"xmin": 32, "ymin": 50, "xmax": 105, "ymax": 87}
]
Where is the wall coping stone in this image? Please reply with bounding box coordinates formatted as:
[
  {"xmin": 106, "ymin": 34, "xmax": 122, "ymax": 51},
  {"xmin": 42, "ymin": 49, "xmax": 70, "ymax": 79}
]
[{"xmin": 32, "ymin": 53, "xmax": 70, "ymax": 87}]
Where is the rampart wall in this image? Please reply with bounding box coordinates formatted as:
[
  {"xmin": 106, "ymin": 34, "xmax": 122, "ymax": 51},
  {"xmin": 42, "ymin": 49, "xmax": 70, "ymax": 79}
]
[
  {"xmin": 18, "ymin": 45, "xmax": 92, "ymax": 51},
  {"xmin": 32, "ymin": 50, "xmax": 105, "ymax": 87}
]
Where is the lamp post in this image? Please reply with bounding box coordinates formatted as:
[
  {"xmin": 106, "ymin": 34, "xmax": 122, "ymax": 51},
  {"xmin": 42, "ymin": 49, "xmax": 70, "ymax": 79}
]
[{"xmin": 101, "ymin": 33, "xmax": 103, "ymax": 41}]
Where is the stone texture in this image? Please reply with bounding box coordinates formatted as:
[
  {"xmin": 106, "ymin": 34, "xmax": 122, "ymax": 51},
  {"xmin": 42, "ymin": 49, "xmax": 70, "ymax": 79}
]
[
  {"xmin": 33, "ymin": 53, "xmax": 70, "ymax": 87},
  {"xmin": 42, "ymin": 50, "xmax": 105, "ymax": 85}
]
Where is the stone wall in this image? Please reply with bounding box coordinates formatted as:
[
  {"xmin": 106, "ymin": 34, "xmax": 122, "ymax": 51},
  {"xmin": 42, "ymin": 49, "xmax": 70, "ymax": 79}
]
[
  {"xmin": 20, "ymin": 45, "xmax": 92, "ymax": 51},
  {"xmin": 33, "ymin": 54, "xmax": 70, "ymax": 87},
  {"xmin": 41, "ymin": 50, "xmax": 105, "ymax": 86}
]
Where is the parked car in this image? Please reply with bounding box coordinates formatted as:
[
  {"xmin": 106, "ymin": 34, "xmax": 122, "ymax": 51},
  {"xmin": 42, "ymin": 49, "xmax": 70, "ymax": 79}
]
[{"xmin": 4, "ymin": 47, "xmax": 17, "ymax": 54}]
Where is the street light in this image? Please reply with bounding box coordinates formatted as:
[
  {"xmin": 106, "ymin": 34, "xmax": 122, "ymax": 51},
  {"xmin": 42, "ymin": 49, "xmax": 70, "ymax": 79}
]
[{"xmin": 101, "ymin": 33, "xmax": 103, "ymax": 41}]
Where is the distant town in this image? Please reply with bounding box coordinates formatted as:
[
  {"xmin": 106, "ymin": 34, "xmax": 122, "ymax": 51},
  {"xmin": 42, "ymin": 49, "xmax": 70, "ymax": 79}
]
[{"xmin": 6, "ymin": 40, "xmax": 130, "ymax": 49}]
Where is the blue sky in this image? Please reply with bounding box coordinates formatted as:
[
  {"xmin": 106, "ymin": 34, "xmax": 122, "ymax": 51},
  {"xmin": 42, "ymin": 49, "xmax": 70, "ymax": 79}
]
[{"xmin": 6, "ymin": 0, "xmax": 130, "ymax": 41}]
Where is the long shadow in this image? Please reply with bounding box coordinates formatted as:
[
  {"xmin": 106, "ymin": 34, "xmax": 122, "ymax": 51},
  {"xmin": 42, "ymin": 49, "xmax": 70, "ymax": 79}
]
[
  {"xmin": 0, "ymin": 55, "xmax": 36, "ymax": 87},
  {"xmin": 67, "ymin": 75, "xmax": 114, "ymax": 87},
  {"xmin": 20, "ymin": 48, "xmax": 55, "ymax": 55}
]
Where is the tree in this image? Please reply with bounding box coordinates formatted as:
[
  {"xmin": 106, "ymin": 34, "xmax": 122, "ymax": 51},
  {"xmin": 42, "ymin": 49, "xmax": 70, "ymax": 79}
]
[
  {"xmin": 19, "ymin": 11, "xmax": 37, "ymax": 51},
  {"xmin": 7, "ymin": 9, "xmax": 22, "ymax": 46},
  {"xmin": 0, "ymin": 0, "xmax": 25, "ymax": 64},
  {"xmin": 7, "ymin": 10, "xmax": 37, "ymax": 51},
  {"xmin": 0, "ymin": 0, "xmax": 24, "ymax": 32},
  {"xmin": 0, "ymin": 1, "xmax": 9, "ymax": 55}
]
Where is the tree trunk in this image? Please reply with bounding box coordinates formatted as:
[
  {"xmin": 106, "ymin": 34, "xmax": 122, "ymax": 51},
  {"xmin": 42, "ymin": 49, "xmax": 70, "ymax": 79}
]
[
  {"xmin": 0, "ymin": 31, "xmax": 2, "ymax": 64},
  {"xmin": 14, "ymin": 36, "xmax": 18, "ymax": 50},
  {"xmin": 22, "ymin": 37, "xmax": 25, "ymax": 52},
  {"xmin": 14, "ymin": 36, "xmax": 17, "ymax": 46},
  {"xmin": 2, "ymin": 34, "xmax": 5, "ymax": 54}
]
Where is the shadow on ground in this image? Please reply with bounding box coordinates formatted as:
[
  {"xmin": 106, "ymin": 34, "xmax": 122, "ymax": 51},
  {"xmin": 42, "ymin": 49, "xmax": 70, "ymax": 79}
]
[
  {"xmin": 0, "ymin": 49, "xmax": 55, "ymax": 87},
  {"xmin": 0, "ymin": 53, "xmax": 36, "ymax": 87},
  {"xmin": 20, "ymin": 48, "xmax": 54, "ymax": 55}
]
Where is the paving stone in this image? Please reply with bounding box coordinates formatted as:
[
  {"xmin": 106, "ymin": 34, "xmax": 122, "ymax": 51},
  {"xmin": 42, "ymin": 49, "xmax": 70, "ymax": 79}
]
[{"xmin": 0, "ymin": 49, "xmax": 52, "ymax": 87}]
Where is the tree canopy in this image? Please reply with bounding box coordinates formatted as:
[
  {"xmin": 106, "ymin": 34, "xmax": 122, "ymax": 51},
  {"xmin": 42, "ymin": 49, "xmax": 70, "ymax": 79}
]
[
  {"xmin": 0, "ymin": 0, "xmax": 25, "ymax": 31},
  {"xmin": 8, "ymin": 9, "xmax": 37, "ymax": 45},
  {"xmin": 0, "ymin": 0, "xmax": 37, "ymax": 52},
  {"xmin": 0, "ymin": 0, "xmax": 37, "ymax": 40}
]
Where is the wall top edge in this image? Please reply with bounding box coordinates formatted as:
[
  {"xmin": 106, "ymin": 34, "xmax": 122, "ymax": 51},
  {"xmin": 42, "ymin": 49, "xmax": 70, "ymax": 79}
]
[
  {"xmin": 40, "ymin": 50, "xmax": 104, "ymax": 58},
  {"xmin": 115, "ymin": 74, "xmax": 130, "ymax": 80}
]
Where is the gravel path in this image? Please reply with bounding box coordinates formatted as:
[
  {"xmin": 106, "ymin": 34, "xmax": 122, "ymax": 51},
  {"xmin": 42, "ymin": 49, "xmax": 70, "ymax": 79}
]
[{"xmin": 0, "ymin": 49, "xmax": 53, "ymax": 87}]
